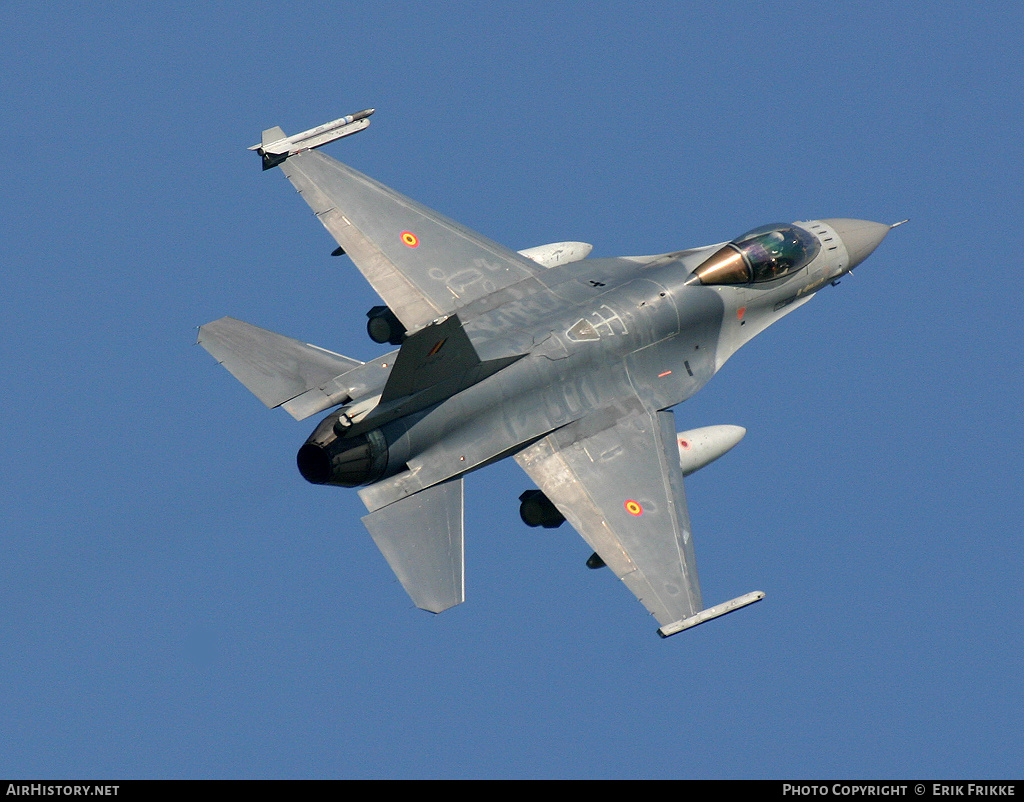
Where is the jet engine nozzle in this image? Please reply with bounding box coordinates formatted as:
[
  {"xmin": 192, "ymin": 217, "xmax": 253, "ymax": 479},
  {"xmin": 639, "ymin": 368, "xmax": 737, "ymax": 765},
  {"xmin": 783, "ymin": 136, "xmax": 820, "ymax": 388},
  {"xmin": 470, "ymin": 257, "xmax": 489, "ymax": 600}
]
[{"xmin": 297, "ymin": 419, "xmax": 389, "ymax": 487}]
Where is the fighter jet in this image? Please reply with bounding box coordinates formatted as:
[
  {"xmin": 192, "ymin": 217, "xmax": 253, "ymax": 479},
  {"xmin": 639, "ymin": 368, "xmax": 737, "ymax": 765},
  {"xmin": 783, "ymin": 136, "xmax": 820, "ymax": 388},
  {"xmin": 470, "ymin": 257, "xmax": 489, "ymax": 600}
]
[{"xmin": 199, "ymin": 110, "xmax": 898, "ymax": 637}]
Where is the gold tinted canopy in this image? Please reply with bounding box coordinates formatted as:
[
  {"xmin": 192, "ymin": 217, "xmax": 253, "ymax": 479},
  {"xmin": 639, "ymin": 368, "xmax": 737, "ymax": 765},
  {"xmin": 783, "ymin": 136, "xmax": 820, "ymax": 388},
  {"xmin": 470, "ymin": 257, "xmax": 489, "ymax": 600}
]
[{"xmin": 693, "ymin": 224, "xmax": 820, "ymax": 285}]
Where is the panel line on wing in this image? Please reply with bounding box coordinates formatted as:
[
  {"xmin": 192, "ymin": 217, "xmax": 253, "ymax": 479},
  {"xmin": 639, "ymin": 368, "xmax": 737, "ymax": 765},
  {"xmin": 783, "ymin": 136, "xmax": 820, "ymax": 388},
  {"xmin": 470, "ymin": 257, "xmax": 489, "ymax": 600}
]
[
  {"xmin": 280, "ymin": 151, "xmax": 546, "ymax": 333},
  {"xmin": 515, "ymin": 405, "xmax": 703, "ymax": 627}
]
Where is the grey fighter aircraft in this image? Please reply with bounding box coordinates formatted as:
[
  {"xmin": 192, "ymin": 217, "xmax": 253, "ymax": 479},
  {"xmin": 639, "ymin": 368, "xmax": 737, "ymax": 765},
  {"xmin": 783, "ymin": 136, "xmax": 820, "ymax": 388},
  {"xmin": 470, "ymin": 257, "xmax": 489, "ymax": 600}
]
[{"xmin": 199, "ymin": 110, "xmax": 898, "ymax": 637}]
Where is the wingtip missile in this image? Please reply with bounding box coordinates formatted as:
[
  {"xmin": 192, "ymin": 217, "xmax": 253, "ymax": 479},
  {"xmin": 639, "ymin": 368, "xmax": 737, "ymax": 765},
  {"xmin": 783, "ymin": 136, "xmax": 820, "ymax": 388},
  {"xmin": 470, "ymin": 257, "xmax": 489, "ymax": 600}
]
[
  {"xmin": 249, "ymin": 108, "xmax": 376, "ymax": 170},
  {"xmin": 657, "ymin": 591, "xmax": 765, "ymax": 638}
]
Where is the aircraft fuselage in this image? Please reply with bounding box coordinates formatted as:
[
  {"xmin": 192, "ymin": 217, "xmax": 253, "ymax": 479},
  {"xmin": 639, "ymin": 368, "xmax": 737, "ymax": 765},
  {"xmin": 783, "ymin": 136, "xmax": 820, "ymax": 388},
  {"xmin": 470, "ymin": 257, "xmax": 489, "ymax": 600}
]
[
  {"xmin": 200, "ymin": 114, "xmax": 897, "ymax": 633},
  {"xmin": 308, "ymin": 218, "xmax": 873, "ymax": 513}
]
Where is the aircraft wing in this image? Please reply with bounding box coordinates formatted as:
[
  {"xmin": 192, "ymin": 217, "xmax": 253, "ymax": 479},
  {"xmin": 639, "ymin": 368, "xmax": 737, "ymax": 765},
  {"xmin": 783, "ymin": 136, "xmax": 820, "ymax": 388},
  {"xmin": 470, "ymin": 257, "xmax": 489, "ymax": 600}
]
[
  {"xmin": 514, "ymin": 404, "xmax": 705, "ymax": 634},
  {"xmin": 280, "ymin": 151, "xmax": 547, "ymax": 334}
]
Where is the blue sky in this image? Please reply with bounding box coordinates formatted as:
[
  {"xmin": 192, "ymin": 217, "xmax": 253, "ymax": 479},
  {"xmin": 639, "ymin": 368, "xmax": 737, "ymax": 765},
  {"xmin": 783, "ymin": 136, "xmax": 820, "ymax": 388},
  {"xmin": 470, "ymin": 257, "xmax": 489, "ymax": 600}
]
[{"xmin": 3, "ymin": 1, "xmax": 1022, "ymax": 779}]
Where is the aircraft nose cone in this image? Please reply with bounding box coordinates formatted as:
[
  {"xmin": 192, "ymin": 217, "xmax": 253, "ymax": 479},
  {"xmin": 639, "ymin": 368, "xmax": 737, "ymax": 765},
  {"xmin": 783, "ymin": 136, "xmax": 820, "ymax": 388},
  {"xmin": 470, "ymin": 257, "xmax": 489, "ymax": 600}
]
[{"xmin": 821, "ymin": 218, "xmax": 892, "ymax": 270}]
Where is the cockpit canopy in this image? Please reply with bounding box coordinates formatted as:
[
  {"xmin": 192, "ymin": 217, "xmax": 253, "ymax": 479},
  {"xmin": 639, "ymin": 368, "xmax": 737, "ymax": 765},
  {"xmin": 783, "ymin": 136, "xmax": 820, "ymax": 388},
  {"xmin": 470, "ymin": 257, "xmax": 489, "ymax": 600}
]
[{"xmin": 692, "ymin": 223, "xmax": 820, "ymax": 285}]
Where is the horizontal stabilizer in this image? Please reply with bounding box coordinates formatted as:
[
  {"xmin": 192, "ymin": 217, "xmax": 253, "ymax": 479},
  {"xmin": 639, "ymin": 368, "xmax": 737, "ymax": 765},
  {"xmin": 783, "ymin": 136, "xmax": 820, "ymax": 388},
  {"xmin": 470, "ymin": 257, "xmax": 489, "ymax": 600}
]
[
  {"xmin": 198, "ymin": 317, "xmax": 362, "ymax": 419},
  {"xmin": 361, "ymin": 477, "xmax": 464, "ymax": 613}
]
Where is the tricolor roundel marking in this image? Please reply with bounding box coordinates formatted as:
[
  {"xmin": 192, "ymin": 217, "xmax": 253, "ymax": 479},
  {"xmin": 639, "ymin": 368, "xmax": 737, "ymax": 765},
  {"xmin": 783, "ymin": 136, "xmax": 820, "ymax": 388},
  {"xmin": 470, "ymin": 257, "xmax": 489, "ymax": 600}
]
[
  {"xmin": 624, "ymin": 499, "xmax": 643, "ymax": 517},
  {"xmin": 401, "ymin": 231, "xmax": 419, "ymax": 248}
]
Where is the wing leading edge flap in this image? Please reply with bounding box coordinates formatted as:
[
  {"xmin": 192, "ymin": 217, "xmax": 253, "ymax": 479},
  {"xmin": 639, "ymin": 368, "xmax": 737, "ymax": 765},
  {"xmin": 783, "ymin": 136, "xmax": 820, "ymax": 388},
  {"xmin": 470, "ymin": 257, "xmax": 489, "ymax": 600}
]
[
  {"xmin": 361, "ymin": 476, "xmax": 464, "ymax": 614},
  {"xmin": 514, "ymin": 404, "xmax": 703, "ymax": 629},
  {"xmin": 198, "ymin": 317, "xmax": 362, "ymax": 419},
  {"xmin": 281, "ymin": 151, "xmax": 546, "ymax": 333}
]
